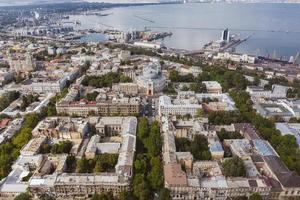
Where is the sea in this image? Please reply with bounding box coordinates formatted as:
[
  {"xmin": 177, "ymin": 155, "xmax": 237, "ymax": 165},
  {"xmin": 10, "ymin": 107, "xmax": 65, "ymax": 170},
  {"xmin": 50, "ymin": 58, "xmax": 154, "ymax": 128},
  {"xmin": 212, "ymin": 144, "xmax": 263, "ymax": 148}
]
[{"xmin": 70, "ymin": 3, "xmax": 300, "ymax": 60}]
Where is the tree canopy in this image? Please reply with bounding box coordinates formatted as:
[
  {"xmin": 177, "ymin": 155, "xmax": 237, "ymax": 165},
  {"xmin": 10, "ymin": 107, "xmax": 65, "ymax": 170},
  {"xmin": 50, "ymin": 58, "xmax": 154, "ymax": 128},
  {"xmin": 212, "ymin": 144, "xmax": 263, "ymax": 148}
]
[
  {"xmin": 222, "ymin": 156, "xmax": 246, "ymax": 177},
  {"xmin": 82, "ymin": 72, "xmax": 132, "ymax": 88}
]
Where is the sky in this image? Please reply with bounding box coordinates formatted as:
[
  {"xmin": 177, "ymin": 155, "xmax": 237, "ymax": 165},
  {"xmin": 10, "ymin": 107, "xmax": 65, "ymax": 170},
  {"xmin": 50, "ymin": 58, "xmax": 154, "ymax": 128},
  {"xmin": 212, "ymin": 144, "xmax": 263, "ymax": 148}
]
[
  {"xmin": 0, "ymin": 0, "xmax": 82, "ymax": 6},
  {"xmin": 0, "ymin": 0, "xmax": 163, "ymax": 6}
]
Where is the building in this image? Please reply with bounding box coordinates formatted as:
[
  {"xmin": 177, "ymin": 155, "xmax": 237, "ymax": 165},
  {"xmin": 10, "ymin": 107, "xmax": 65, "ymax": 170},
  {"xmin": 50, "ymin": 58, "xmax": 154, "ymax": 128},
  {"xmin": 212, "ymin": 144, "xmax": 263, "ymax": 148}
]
[
  {"xmin": 158, "ymin": 95, "xmax": 202, "ymax": 117},
  {"xmin": 0, "ymin": 155, "xmax": 44, "ymax": 199},
  {"xmin": 13, "ymin": 26, "xmax": 73, "ymax": 37},
  {"xmin": 135, "ymin": 60, "xmax": 166, "ymax": 96},
  {"xmin": 275, "ymin": 123, "xmax": 300, "ymax": 146},
  {"xmin": 254, "ymin": 101, "xmax": 295, "ymax": 120},
  {"xmin": 20, "ymin": 137, "xmax": 47, "ymax": 156},
  {"xmin": 214, "ymin": 52, "xmax": 257, "ymax": 64},
  {"xmin": 56, "ymin": 98, "xmax": 140, "ymax": 117},
  {"xmin": 21, "ymin": 76, "xmax": 67, "ymax": 93},
  {"xmin": 221, "ymin": 28, "xmax": 230, "ymax": 43},
  {"xmin": 112, "ymin": 83, "xmax": 139, "ymax": 95},
  {"xmin": 0, "ymin": 69, "xmax": 14, "ymax": 86},
  {"xmin": 209, "ymin": 141, "xmax": 224, "ymax": 159},
  {"xmin": 133, "ymin": 41, "xmax": 163, "ymax": 49},
  {"xmin": 161, "ymin": 116, "xmax": 272, "ymax": 200},
  {"xmin": 27, "ymin": 117, "xmax": 137, "ymax": 199},
  {"xmin": 0, "ymin": 118, "xmax": 23, "ymax": 144},
  {"xmin": 32, "ymin": 117, "xmax": 89, "ymax": 140},
  {"xmin": 246, "ymin": 85, "xmax": 288, "ymax": 99},
  {"xmin": 202, "ymin": 81, "xmax": 222, "ymax": 94},
  {"xmin": 85, "ymin": 117, "xmax": 137, "ymax": 159},
  {"xmin": 8, "ymin": 53, "xmax": 36, "ymax": 73}
]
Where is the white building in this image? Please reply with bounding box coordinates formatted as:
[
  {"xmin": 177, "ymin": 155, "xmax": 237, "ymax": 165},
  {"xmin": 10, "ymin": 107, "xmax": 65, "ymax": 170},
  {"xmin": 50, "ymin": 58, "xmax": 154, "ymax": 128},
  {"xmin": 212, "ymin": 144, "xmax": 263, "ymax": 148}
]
[
  {"xmin": 214, "ymin": 52, "xmax": 257, "ymax": 64},
  {"xmin": 136, "ymin": 60, "xmax": 166, "ymax": 96},
  {"xmin": 133, "ymin": 41, "xmax": 163, "ymax": 49},
  {"xmin": 275, "ymin": 123, "xmax": 300, "ymax": 147},
  {"xmin": 21, "ymin": 78, "xmax": 67, "ymax": 93},
  {"xmin": 202, "ymin": 81, "xmax": 222, "ymax": 94},
  {"xmin": 158, "ymin": 95, "xmax": 202, "ymax": 117}
]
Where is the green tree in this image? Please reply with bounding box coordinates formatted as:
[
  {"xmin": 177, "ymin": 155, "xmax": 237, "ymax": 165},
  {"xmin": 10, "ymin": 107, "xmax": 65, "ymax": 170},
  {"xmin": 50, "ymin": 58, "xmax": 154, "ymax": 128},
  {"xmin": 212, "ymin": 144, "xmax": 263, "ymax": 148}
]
[
  {"xmin": 134, "ymin": 154, "xmax": 148, "ymax": 174},
  {"xmin": 120, "ymin": 75, "xmax": 132, "ymax": 83},
  {"xmin": 86, "ymin": 91, "xmax": 99, "ymax": 101},
  {"xmin": 169, "ymin": 70, "xmax": 180, "ymax": 82},
  {"xmin": 190, "ymin": 135, "xmax": 211, "ymax": 160},
  {"xmin": 50, "ymin": 141, "xmax": 73, "ymax": 154},
  {"xmin": 93, "ymin": 153, "xmax": 118, "ymax": 172},
  {"xmin": 76, "ymin": 156, "xmax": 94, "ymax": 173},
  {"xmin": 66, "ymin": 155, "xmax": 76, "ymax": 173},
  {"xmin": 14, "ymin": 193, "xmax": 31, "ymax": 200},
  {"xmin": 38, "ymin": 194, "xmax": 55, "ymax": 200},
  {"xmin": 223, "ymin": 156, "xmax": 246, "ymax": 177},
  {"xmin": 0, "ymin": 91, "xmax": 20, "ymax": 111},
  {"xmin": 159, "ymin": 188, "xmax": 172, "ymax": 200},
  {"xmin": 118, "ymin": 190, "xmax": 133, "ymax": 200},
  {"xmin": 145, "ymin": 121, "xmax": 162, "ymax": 157},
  {"xmin": 217, "ymin": 128, "xmax": 243, "ymax": 142},
  {"xmin": 137, "ymin": 117, "xmax": 149, "ymax": 139},
  {"xmin": 249, "ymin": 193, "xmax": 263, "ymax": 200},
  {"xmin": 147, "ymin": 157, "xmax": 163, "ymax": 190},
  {"xmin": 196, "ymin": 108, "xmax": 205, "ymax": 118},
  {"xmin": 133, "ymin": 174, "xmax": 151, "ymax": 200},
  {"xmin": 91, "ymin": 192, "xmax": 114, "ymax": 200}
]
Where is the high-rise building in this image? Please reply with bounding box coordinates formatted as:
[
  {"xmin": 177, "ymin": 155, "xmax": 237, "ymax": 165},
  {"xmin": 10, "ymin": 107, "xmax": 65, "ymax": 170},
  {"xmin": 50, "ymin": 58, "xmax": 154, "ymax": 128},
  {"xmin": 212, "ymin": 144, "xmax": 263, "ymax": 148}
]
[{"xmin": 221, "ymin": 28, "xmax": 230, "ymax": 43}]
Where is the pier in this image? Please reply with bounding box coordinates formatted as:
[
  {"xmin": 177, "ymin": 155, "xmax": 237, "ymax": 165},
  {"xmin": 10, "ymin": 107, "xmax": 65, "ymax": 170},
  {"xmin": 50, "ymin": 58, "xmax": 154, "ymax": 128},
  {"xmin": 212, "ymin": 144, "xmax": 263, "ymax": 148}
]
[
  {"xmin": 134, "ymin": 15, "xmax": 155, "ymax": 23},
  {"xmin": 146, "ymin": 26, "xmax": 300, "ymax": 34}
]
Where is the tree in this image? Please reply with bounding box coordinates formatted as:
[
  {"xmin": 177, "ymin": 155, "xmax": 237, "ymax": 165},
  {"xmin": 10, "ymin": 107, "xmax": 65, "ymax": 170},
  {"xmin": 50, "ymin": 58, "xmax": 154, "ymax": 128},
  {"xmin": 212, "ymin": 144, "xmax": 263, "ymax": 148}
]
[
  {"xmin": 147, "ymin": 157, "xmax": 163, "ymax": 190},
  {"xmin": 76, "ymin": 156, "xmax": 94, "ymax": 173},
  {"xmin": 169, "ymin": 70, "xmax": 180, "ymax": 82},
  {"xmin": 190, "ymin": 83, "xmax": 207, "ymax": 93},
  {"xmin": 39, "ymin": 194, "xmax": 55, "ymax": 200},
  {"xmin": 120, "ymin": 75, "xmax": 132, "ymax": 83},
  {"xmin": 133, "ymin": 174, "xmax": 151, "ymax": 200},
  {"xmin": 66, "ymin": 155, "xmax": 76, "ymax": 173},
  {"xmin": 190, "ymin": 135, "xmax": 211, "ymax": 160},
  {"xmin": 14, "ymin": 193, "xmax": 31, "ymax": 200},
  {"xmin": 175, "ymin": 138, "xmax": 191, "ymax": 152},
  {"xmin": 253, "ymin": 77, "xmax": 261, "ymax": 86},
  {"xmin": 20, "ymin": 94, "xmax": 39, "ymax": 111},
  {"xmin": 208, "ymin": 111, "xmax": 243, "ymax": 125},
  {"xmin": 230, "ymin": 90, "xmax": 300, "ymax": 173},
  {"xmin": 86, "ymin": 91, "xmax": 99, "ymax": 101},
  {"xmin": 159, "ymin": 188, "xmax": 171, "ymax": 200},
  {"xmin": 40, "ymin": 143, "xmax": 52, "ymax": 154},
  {"xmin": 81, "ymin": 72, "xmax": 121, "ymax": 88},
  {"xmin": 93, "ymin": 153, "xmax": 118, "ymax": 172},
  {"xmin": 134, "ymin": 154, "xmax": 149, "ymax": 174},
  {"xmin": 163, "ymin": 83, "xmax": 177, "ymax": 95},
  {"xmin": 230, "ymin": 196, "xmax": 248, "ymax": 200},
  {"xmin": 196, "ymin": 108, "xmax": 205, "ymax": 118},
  {"xmin": 217, "ymin": 128, "xmax": 243, "ymax": 142},
  {"xmin": 249, "ymin": 193, "xmax": 263, "ymax": 200},
  {"xmin": 50, "ymin": 141, "xmax": 73, "ymax": 154},
  {"xmin": 118, "ymin": 190, "xmax": 134, "ymax": 200},
  {"xmin": 91, "ymin": 192, "xmax": 114, "ymax": 200},
  {"xmin": 145, "ymin": 121, "xmax": 162, "ymax": 157},
  {"xmin": 137, "ymin": 117, "xmax": 149, "ymax": 139},
  {"xmin": 0, "ymin": 91, "xmax": 20, "ymax": 111},
  {"xmin": 223, "ymin": 156, "xmax": 246, "ymax": 177}
]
